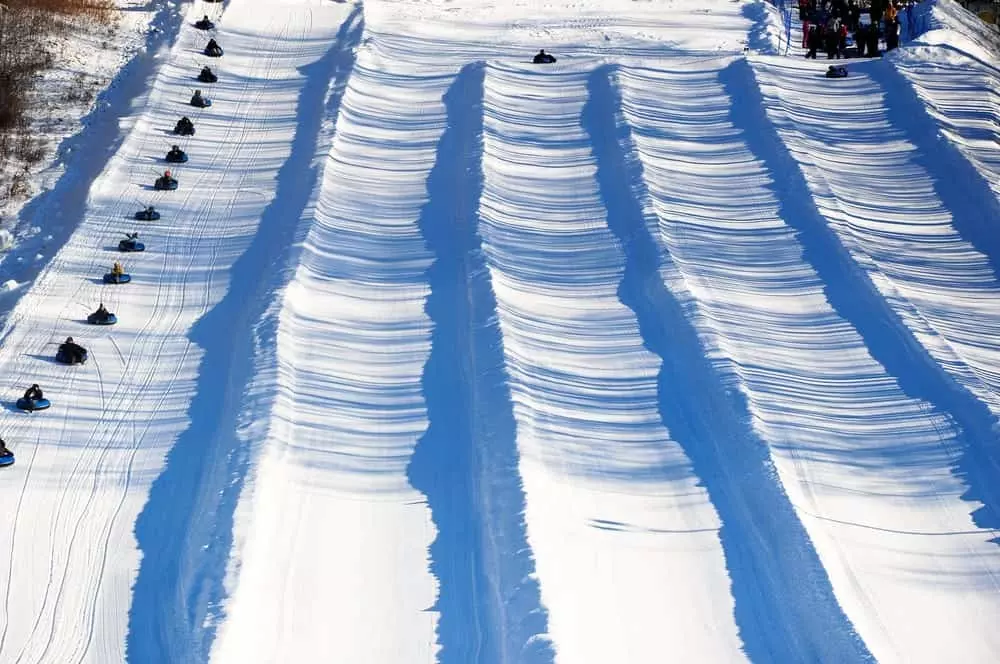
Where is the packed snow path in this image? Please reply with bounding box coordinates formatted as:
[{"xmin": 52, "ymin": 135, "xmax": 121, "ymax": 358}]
[
  {"xmin": 0, "ymin": 0, "xmax": 356, "ymax": 661},
  {"xmin": 2, "ymin": 0, "xmax": 1000, "ymax": 662},
  {"xmin": 617, "ymin": 56, "xmax": 1000, "ymax": 663}
]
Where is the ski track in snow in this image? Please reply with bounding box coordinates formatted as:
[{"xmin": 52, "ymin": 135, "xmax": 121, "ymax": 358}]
[{"xmin": 4, "ymin": 0, "xmax": 1000, "ymax": 661}]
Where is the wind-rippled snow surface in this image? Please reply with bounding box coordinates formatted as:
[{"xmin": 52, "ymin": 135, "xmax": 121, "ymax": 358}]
[{"xmin": 1, "ymin": 0, "xmax": 999, "ymax": 662}]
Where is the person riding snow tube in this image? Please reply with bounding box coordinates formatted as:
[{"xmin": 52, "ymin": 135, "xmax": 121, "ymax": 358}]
[
  {"xmin": 165, "ymin": 145, "xmax": 188, "ymax": 163},
  {"xmin": 190, "ymin": 90, "xmax": 211, "ymax": 108},
  {"xmin": 204, "ymin": 39, "xmax": 223, "ymax": 57},
  {"xmin": 56, "ymin": 337, "xmax": 88, "ymax": 365},
  {"xmin": 174, "ymin": 116, "xmax": 195, "ymax": 136},
  {"xmin": 532, "ymin": 49, "xmax": 556, "ymax": 64},
  {"xmin": 155, "ymin": 170, "xmax": 178, "ymax": 191},
  {"xmin": 0, "ymin": 439, "xmax": 13, "ymax": 467},
  {"xmin": 17, "ymin": 384, "xmax": 50, "ymax": 412},
  {"xmin": 194, "ymin": 15, "xmax": 215, "ymax": 30},
  {"xmin": 197, "ymin": 66, "xmax": 218, "ymax": 84},
  {"xmin": 87, "ymin": 303, "xmax": 117, "ymax": 326},
  {"xmin": 119, "ymin": 232, "xmax": 145, "ymax": 252},
  {"xmin": 104, "ymin": 262, "xmax": 131, "ymax": 284},
  {"xmin": 135, "ymin": 205, "xmax": 160, "ymax": 221},
  {"xmin": 825, "ymin": 65, "xmax": 848, "ymax": 78}
]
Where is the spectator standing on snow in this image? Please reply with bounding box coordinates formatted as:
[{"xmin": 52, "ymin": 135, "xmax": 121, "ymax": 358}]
[
  {"xmin": 825, "ymin": 17, "xmax": 841, "ymax": 58},
  {"xmin": 885, "ymin": 14, "xmax": 899, "ymax": 50},
  {"xmin": 847, "ymin": 0, "xmax": 861, "ymax": 30},
  {"xmin": 805, "ymin": 24, "xmax": 821, "ymax": 59}
]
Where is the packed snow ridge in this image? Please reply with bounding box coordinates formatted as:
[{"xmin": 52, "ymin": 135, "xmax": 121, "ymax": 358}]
[{"xmin": 0, "ymin": 0, "xmax": 999, "ymax": 662}]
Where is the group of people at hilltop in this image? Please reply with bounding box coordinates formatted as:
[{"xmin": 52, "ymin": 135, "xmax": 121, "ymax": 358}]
[{"xmin": 800, "ymin": 0, "xmax": 918, "ymax": 59}]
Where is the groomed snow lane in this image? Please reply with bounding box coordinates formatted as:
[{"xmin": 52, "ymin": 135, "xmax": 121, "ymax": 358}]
[
  {"xmin": 0, "ymin": 1, "xmax": 355, "ymax": 662},
  {"xmin": 617, "ymin": 56, "xmax": 1000, "ymax": 663},
  {"xmin": 478, "ymin": 60, "xmax": 746, "ymax": 664},
  {"xmin": 209, "ymin": 47, "xmax": 446, "ymax": 664}
]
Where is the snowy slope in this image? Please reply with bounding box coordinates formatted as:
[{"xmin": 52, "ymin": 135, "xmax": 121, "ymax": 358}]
[
  {"xmin": 3, "ymin": 0, "xmax": 1000, "ymax": 661},
  {"xmin": 620, "ymin": 55, "xmax": 1000, "ymax": 663},
  {"xmin": 0, "ymin": 0, "xmax": 355, "ymax": 661},
  {"xmin": 477, "ymin": 60, "xmax": 743, "ymax": 663}
]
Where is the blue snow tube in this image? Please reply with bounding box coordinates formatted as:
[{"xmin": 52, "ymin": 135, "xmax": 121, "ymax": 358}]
[
  {"xmin": 0, "ymin": 452, "xmax": 13, "ymax": 467},
  {"xmin": 155, "ymin": 178, "xmax": 178, "ymax": 191},
  {"xmin": 119, "ymin": 239, "xmax": 145, "ymax": 252},
  {"xmin": 103, "ymin": 273, "xmax": 132, "ymax": 285},
  {"xmin": 87, "ymin": 312, "xmax": 117, "ymax": 326},
  {"xmin": 165, "ymin": 151, "xmax": 188, "ymax": 164},
  {"xmin": 135, "ymin": 209, "xmax": 160, "ymax": 221},
  {"xmin": 16, "ymin": 397, "xmax": 50, "ymax": 412}
]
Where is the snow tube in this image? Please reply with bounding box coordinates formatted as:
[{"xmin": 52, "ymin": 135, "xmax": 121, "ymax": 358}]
[
  {"xmin": 16, "ymin": 397, "xmax": 50, "ymax": 412},
  {"xmin": 56, "ymin": 346, "xmax": 87, "ymax": 365},
  {"xmin": 87, "ymin": 312, "xmax": 117, "ymax": 326},
  {"xmin": 826, "ymin": 66, "xmax": 848, "ymax": 78},
  {"xmin": 103, "ymin": 273, "xmax": 131, "ymax": 285},
  {"xmin": 119, "ymin": 240, "xmax": 145, "ymax": 252},
  {"xmin": 195, "ymin": 19, "xmax": 215, "ymax": 30},
  {"xmin": 0, "ymin": 452, "xmax": 13, "ymax": 467},
  {"xmin": 174, "ymin": 124, "xmax": 195, "ymax": 136},
  {"xmin": 191, "ymin": 98, "xmax": 212, "ymax": 108},
  {"xmin": 135, "ymin": 209, "xmax": 160, "ymax": 221},
  {"xmin": 205, "ymin": 47, "xmax": 223, "ymax": 58},
  {"xmin": 165, "ymin": 151, "xmax": 188, "ymax": 164},
  {"xmin": 197, "ymin": 71, "xmax": 218, "ymax": 84},
  {"xmin": 155, "ymin": 178, "xmax": 178, "ymax": 191}
]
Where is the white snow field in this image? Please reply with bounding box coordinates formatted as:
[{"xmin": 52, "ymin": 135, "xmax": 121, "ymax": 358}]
[{"xmin": 1, "ymin": 0, "xmax": 1000, "ymax": 662}]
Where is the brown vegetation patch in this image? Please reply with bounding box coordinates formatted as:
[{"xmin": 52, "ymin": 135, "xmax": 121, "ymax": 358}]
[{"xmin": 0, "ymin": 0, "xmax": 117, "ymax": 168}]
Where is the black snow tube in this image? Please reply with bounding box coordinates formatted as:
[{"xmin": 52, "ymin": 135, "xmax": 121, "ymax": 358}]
[
  {"xmin": 119, "ymin": 239, "xmax": 146, "ymax": 252},
  {"xmin": 56, "ymin": 345, "xmax": 88, "ymax": 365},
  {"xmin": 87, "ymin": 312, "xmax": 117, "ymax": 325}
]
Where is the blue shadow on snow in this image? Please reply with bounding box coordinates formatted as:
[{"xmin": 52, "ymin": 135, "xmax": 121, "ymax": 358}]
[
  {"xmin": 723, "ymin": 58, "xmax": 1000, "ymax": 538},
  {"xmin": 127, "ymin": 7, "xmax": 364, "ymax": 663},
  {"xmin": 581, "ymin": 64, "xmax": 875, "ymax": 663},
  {"xmin": 407, "ymin": 62, "xmax": 554, "ymax": 663},
  {"xmin": 868, "ymin": 61, "xmax": 1000, "ymax": 287}
]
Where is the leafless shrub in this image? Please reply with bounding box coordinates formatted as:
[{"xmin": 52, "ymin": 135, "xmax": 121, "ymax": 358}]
[{"xmin": 0, "ymin": 0, "xmax": 117, "ymax": 167}]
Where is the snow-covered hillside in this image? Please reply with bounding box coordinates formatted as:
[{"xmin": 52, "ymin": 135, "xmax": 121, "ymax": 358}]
[{"xmin": 1, "ymin": 0, "xmax": 1000, "ymax": 662}]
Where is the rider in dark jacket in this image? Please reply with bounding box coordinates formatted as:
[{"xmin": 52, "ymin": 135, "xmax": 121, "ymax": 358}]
[
  {"xmin": 23, "ymin": 384, "xmax": 43, "ymax": 401},
  {"xmin": 61, "ymin": 337, "xmax": 86, "ymax": 362},
  {"xmin": 532, "ymin": 49, "xmax": 557, "ymax": 64}
]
